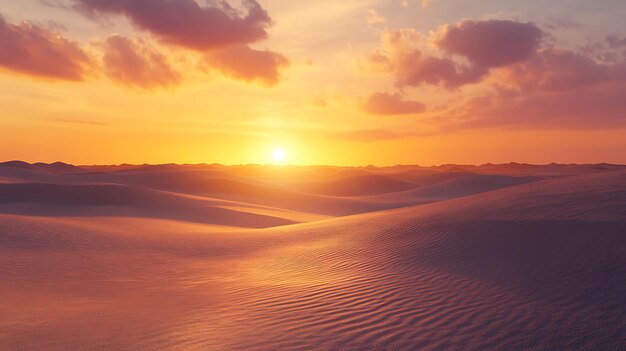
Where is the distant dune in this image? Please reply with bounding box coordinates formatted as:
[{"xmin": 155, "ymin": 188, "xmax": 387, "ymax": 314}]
[
  {"xmin": 0, "ymin": 161, "xmax": 87, "ymax": 173},
  {"xmin": 0, "ymin": 162, "xmax": 625, "ymax": 350},
  {"xmin": 290, "ymin": 174, "xmax": 419, "ymax": 196},
  {"xmin": 0, "ymin": 161, "xmax": 557, "ymax": 217},
  {"xmin": 372, "ymin": 173, "xmax": 539, "ymax": 202},
  {"xmin": 0, "ymin": 183, "xmax": 295, "ymax": 228}
]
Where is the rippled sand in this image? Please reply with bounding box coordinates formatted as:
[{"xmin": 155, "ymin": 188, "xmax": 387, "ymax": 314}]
[{"xmin": 1, "ymin": 163, "xmax": 625, "ymax": 350}]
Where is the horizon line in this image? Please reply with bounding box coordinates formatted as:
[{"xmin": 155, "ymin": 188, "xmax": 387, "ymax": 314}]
[{"xmin": 2, "ymin": 160, "xmax": 626, "ymax": 169}]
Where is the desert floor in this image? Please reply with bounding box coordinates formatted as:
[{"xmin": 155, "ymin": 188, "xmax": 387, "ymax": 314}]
[{"xmin": 1, "ymin": 161, "xmax": 625, "ymax": 350}]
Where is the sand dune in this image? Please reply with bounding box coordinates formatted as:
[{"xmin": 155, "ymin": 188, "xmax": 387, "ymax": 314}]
[
  {"xmin": 0, "ymin": 165, "xmax": 624, "ymax": 350},
  {"xmin": 0, "ymin": 163, "xmax": 544, "ymax": 217},
  {"xmin": 0, "ymin": 161, "xmax": 87, "ymax": 174},
  {"xmin": 0, "ymin": 183, "xmax": 296, "ymax": 228},
  {"xmin": 0, "ymin": 167, "xmax": 390, "ymax": 216},
  {"xmin": 0, "ymin": 161, "xmax": 41, "ymax": 170},
  {"xmin": 289, "ymin": 174, "xmax": 419, "ymax": 196},
  {"xmin": 372, "ymin": 173, "xmax": 538, "ymax": 202},
  {"xmin": 0, "ymin": 165, "xmax": 417, "ymax": 216}
]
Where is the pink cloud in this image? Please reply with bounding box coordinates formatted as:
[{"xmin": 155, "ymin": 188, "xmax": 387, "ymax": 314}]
[
  {"xmin": 0, "ymin": 15, "xmax": 91, "ymax": 81},
  {"xmin": 74, "ymin": 0, "xmax": 272, "ymax": 51},
  {"xmin": 447, "ymin": 86, "xmax": 626, "ymax": 130},
  {"xmin": 204, "ymin": 45, "xmax": 289, "ymax": 86},
  {"xmin": 363, "ymin": 92, "xmax": 426, "ymax": 115},
  {"xmin": 74, "ymin": 1, "xmax": 288, "ymax": 86},
  {"xmin": 435, "ymin": 19, "xmax": 543, "ymax": 68},
  {"xmin": 365, "ymin": 29, "xmax": 487, "ymax": 89},
  {"xmin": 437, "ymin": 48, "xmax": 626, "ymax": 129},
  {"xmin": 500, "ymin": 48, "xmax": 625, "ymax": 92},
  {"xmin": 366, "ymin": 20, "xmax": 544, "ymax": 90},
  {"xmin": 362, "ymin": 20, "xmax": 626, "ymax": 131},
  {"xmin": 103, "ymin": 35, "xmax": 181, "ymax": 89}
]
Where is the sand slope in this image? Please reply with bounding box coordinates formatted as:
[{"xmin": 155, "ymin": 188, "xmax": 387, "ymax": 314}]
[
  {"xmin": 370, "ymin": 173, "xmax": 538, "ymax": 202},
  {"xmin": 289, "ymin": 174, "xmax": 419, "ymax": 196},
  {"xmin": 0, "ymin": 163, "xmax": 547, "ymax": 218},
  {"xmin": 0, "ymin": 182, "xmax": 309, "ymax": 228},
  {"xmin": 1, "ymin": 168, "xmax": 624, "ymax": 350}
]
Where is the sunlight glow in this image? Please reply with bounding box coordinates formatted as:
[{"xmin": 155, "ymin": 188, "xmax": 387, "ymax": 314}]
[{"xmin": 272, "ymin": 148, "xmax": 287, "ymax": 163}]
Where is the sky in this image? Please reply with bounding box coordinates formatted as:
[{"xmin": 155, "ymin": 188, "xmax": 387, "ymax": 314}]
[{"xmin": 0, "ymin": 0, "xmax": 625, "ymax": 166}]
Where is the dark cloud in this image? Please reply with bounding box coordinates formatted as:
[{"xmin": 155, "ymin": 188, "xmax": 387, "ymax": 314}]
[
  {"xmin": 0, "ymin": 15, "xmax": 91, "ymax": 81},
  {"xmin": 73, "ymin": 0, "xmax": 272, "ymax": 51},
  {"xmin": 103, "ymin": 35, "xmax": 181, "ymax": 89},
  {"xmin": 363, "ymin": 92, "xmax": 426, "ymax": 115},
  {"xmin": 435, "ymin": 19, "xmax": 543, "ymax": 68},
  {"xmin": 393, "ymin": 52, "xmax": 487, "ymax": 89}
]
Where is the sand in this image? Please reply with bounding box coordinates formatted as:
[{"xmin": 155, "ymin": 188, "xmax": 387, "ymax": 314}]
[{"xmin": 0, "ymin": 162, "xmax": 625, "ymax": 350}]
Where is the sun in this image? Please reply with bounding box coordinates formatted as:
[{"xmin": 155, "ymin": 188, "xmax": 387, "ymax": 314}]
[{"xmin": 271, "ymin": 148, "xmax": 287, "ymax": 163}]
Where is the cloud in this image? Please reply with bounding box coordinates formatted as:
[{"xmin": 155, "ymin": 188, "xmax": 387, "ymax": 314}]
[
  {"xmin": 73, "ymin": 0, "xmax": 272, "ymax": 51},
  {"xmin": 331, "ymin": 128, "xmax": 420, "ymax": 142},
  {"xmin": 577, "ymin": 35, "xmax": 626, "ymax": 64},
  {"xmin": 447, "ymin": 86, "xmax": 626, "ymax": 130},
  {"xmin": 54, "ymin": 118, "xmax": 109, "ymax": 126},
  {"xmin": 606, "ymin": 35, "xmax": 626, "ymax": 51},
  {"xmin": 435, "ymin": 19, "xmax": 543, "ymax": 68},
  {"xmin": 393, "ymin": 53, "xmax": 487, "ymax": 89},
  {"xmin": 498, "ymin": 48, "xmax": 624, "ymax": 92},
  {"xmin": 437, "ymin": 47, "xmax": 626, "ymax": 129},
  {"xmin": 362, "ymin": 19, "xmax": 626, "ymax": 130},
  {"xmin": 74, "ymin": 0, "xmax": 288, "ymax": 86},
  {"xmin": 420, "ymin": 0, "xmax": 434, "ymax": 8},
  {"xmin": 544, "ymin": 17, "xmax": 582, "ymax": 30},
  {"xmin": 103, "ymin": 35, "xmax": 181, "ymax": 89},
  {"xmin": 204, "ymin": 45, "xmax": 289, "ymax": 86},
  {"xmin": 311, "ymin": 96, "xmax": 328, "ymax": 107},
  {"xmin": 363, "ymin": 92, "xmax": 426, "ymax": 115},
  {"xmin": 365, "ymin": 29, "xmax": 487, "ymax": 89},
  {"xmin": 366, "ymin": 9, "xmax": 386, "ymax": 26},
  {"xmin": 365, "ymin": 20, "xmax": 545, "ymax": 90},
  {"xmin": 0, "ymin": 15, "xmax": 91, "ymax": 81}
]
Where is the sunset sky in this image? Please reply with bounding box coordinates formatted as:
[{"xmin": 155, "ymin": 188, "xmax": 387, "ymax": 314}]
[{"xmin": 1, "ymin": 0, "xmax": 625, "ymax": 166}]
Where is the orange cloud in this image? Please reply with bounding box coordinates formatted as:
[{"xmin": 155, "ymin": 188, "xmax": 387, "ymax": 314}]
[
  {"xmin": 204, "ymin": 46, "xmax": 289, "ymax": 86},
  {"xmin": 363, "ymin": 92, "xmax": 426, "ymax": 115},
  {"xmin": 0, "ymin": 15, "xmax": 91, "ymax": 81},
  {"xmin": 331, "ymin": 128, "xmax": 419, "ymax": 142},
  {"xmin": 103, "ymin": 35, "xmax": 181, "ymax": 89}
]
